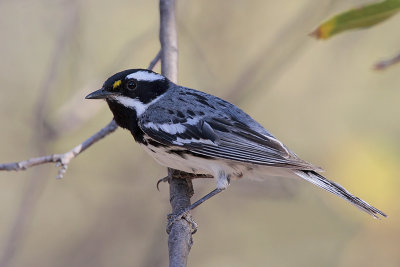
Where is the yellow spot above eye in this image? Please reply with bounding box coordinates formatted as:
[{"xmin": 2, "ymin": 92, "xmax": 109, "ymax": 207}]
[{"xmin": 113, "ymin": 80, "xmax": 122, "ymax": 89}]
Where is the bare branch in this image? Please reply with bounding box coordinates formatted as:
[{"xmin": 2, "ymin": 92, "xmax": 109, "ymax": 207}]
[
  {"xmin": 0, "ymin": 120, "xmax": 118, "ymax": 178},
  {"xmin": 149, "ymin": 50, "xmax": 162, "ymax": 70},
  {"xmin": 168, "ymin": 175, "xmax": 194, "ymax": 267},
  {"xmin": 159, "ymin": 0, "xmax": 194, "ymax": 266},
  {"xmin": 160, "ymin": 0, "xmax": 178, "ymax": 83},
  {"xmin": 374, "ymin": 51, "xmax": 400, "ymax": 70}
]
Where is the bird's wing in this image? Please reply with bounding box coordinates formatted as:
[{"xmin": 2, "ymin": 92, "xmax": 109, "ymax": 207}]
[{"xmin": 139, "ymin": 109, "xmax": 319, "ymax": 170}]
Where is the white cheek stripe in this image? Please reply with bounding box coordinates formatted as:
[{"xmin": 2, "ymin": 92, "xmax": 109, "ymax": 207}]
[
  {"xmin": 113, "ymin": 96, "xmax": 147, "ymax": 115},
  {"xmin": 126, "ymin": 71, "xmax": 164, "ymax": 81},
  {"xmin": 112, "ymin": 94, "xmax": 163, "ymax": 116}
]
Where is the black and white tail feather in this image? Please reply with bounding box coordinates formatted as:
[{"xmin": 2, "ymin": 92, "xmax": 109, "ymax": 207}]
[{"xmin": 294, "ymin": 170, "xmax": 387, "ymax": 218}]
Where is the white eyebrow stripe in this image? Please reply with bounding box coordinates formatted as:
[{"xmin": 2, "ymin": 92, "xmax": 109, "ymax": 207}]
[{"xmin": 126, "ymin": 71, "xmax": 165, "ymax": 81}]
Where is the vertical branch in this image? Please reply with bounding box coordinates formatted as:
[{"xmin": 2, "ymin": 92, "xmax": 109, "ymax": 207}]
[
  {"xmin": 167, "ymin": 171, "xmax": 194, "ymax": 267},
  {"xmin": 159, "ymin": 0, "xmax": 194, "ymax": 266},
  {"xmin": 160, "ymin": 0, "xmax": 178, "ymax": 83}
]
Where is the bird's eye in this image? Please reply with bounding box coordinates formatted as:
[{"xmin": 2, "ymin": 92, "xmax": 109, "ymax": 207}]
[{"xmin": 126, "ymin": 79, "xmax": 137, "ymax": 90}]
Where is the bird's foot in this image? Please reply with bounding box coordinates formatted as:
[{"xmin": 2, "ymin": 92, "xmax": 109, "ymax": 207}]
[
  {"xmin": 167, "ymin": 209, "xmax": 198, "ymax": 234},
  {"xmin": 166, "ymin": 188, "xmax": 225, "ymax": 234},
  {"xmin": 156, "ymin": 176, "xmax": 170, "ymax": 191}
]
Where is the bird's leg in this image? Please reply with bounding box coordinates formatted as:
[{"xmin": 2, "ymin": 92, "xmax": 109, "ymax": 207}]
[
  {"xmin": 187, "ymin": 188, "xmax": 224, "ymax": 211},
  {"xmin": 167, "ymin": 172, "xmax": 229, "ymax": 233}
]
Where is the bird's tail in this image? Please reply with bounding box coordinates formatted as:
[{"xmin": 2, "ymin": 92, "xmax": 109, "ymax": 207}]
[{"xmin": 293, "ymin": 170, "xmax": 387, "ymax": 219}]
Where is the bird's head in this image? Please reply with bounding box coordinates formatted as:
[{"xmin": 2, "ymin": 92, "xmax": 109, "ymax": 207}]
[
  {"xmin": 86, "ymin": 69, "xmax": 170, "ymax": 131},
  {"xmin": 86, "ymin": 69, "xmax": 170, "ymax": 115}
]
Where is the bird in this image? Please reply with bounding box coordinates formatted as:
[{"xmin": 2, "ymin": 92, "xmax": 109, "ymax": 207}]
[{"xmin": 86, "ymin": 68, "xmax": 386, "ymax": 219}]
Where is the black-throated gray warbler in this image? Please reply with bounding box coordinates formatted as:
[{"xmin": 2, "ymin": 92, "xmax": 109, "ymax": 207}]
[{"xmin": 86, "ymin": 69, "xmax": 386, "ymax": 218}]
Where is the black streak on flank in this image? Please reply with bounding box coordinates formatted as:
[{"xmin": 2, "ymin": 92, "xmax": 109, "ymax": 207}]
[
  {"xmin": 148, "ymin": 139, "xmax": 168, "ymax": 148},
  {"xmin": 167, "ymin": 149, "xmax": 187, "ymax": 159},
  {"xmin": 187, "ymin": 151, "xmax": 214, "ymax": 159},
  {"xmin": 246, "ymin": 166, "xmax": 253, "ymax": 171},
  {"xmin": 187, "ymin": 110, "xmax": 195, "ymax": 116},
  {"xmin": 167, "ymin": 149, "xmax": 215, "ymax": 160}
]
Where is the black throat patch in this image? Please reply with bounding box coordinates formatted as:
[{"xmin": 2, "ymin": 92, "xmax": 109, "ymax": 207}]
[{"xmin": 107, "ymin": 100, "xmax": 146, "ymax": 144}]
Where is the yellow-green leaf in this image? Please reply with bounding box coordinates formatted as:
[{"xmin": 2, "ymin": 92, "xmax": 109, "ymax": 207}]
[{"xmin": 311, "ymin": 0, "xmax": 400, "ymax": 39}]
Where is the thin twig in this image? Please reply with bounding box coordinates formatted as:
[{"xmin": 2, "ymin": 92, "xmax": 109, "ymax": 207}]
[
  {"xmin": 149, "ymin": 51, "xmax": 162, "ymax": 70},
  {"xmin": 374, "ymin": 51, "xmax": 400, "ymax": 70},
  {"xmin": 0, "ymin": 120, "xmax": 118, "ymax": 178},
  {"xmin": 149, "ymin": 50, "xmax": 162, "ymax": 70}
]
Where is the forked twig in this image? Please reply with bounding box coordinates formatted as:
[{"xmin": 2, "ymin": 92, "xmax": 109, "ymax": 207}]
[{"xmin": 0, "ymin": 120, "xmax": 118, "ymax": 178}]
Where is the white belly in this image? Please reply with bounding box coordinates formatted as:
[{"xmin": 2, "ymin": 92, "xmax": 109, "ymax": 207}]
[
  {"xmin": 140, "ymin": 143, "xmax": 298, "ymax": 189},
  {"xmin": 141, "ymin": 144, "xmax": 218, "ymax": 174},
  {"xmin": 140, "ymin": 143, "xmax": 250, "ymax": 189}
]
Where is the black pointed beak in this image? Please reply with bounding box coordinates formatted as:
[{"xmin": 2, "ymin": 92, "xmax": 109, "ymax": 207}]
[{"xmin": 85, "ymin": 88, "xmax": 118, "ymax": 99}]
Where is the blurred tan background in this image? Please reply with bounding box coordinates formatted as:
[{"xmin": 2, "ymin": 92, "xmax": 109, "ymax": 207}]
[{"xmin": 0, "ymin": 0, "xmax": 399, "ymax": 266}]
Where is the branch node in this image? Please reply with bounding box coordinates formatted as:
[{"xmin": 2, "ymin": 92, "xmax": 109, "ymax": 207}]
[
  {"xmin": 0, "ymin": 119, "xmax": 118, "ymax": 178},
  {"xmin": 17, "ymin": 162, "xmax": 25, "ymax": 170},
  {"xmin": 167, "ymin": 211, "xmax": 198, "ymax": 235}
]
